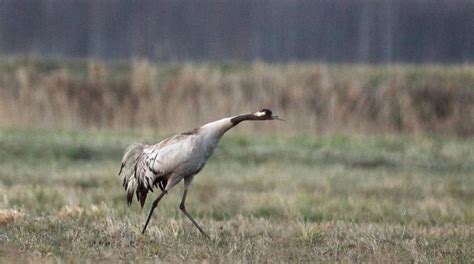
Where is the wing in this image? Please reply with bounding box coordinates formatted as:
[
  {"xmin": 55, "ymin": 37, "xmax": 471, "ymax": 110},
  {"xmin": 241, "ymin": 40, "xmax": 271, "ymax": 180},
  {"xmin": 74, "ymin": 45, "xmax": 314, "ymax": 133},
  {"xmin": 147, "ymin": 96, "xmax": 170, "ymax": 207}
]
[{"xmin": 119, "ymin": 134, "xmax": 194, "ymax": 207}]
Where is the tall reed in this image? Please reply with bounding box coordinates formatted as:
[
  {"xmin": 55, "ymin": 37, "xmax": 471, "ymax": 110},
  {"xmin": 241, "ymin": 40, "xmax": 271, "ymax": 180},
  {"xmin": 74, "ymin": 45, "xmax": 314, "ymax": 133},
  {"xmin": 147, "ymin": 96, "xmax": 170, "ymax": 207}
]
[{"xmin": 0, "ymin": 58, "xmax": 473, "ymax": 136}]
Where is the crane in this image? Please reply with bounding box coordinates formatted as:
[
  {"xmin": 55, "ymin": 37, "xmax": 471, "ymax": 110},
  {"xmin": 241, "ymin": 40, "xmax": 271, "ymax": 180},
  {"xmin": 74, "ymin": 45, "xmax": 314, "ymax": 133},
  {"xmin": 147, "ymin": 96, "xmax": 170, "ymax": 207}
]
[{"xmin": 119, "ymin": 109, "xmax": 283, "ymax": 238}]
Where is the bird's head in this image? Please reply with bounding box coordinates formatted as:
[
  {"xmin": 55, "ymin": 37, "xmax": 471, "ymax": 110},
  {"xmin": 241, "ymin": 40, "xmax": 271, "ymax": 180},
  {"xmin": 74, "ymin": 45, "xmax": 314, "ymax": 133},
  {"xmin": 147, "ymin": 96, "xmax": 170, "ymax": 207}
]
[{"xmin": 253, "ymin": 108, "xmax": 284, "ymax": 121}]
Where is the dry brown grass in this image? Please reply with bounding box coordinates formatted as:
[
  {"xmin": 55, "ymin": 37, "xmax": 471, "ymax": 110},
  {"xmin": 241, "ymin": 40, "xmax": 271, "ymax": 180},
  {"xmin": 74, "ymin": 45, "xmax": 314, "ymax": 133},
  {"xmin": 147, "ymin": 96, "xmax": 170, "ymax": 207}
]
[
  {"xmin": 56, "ymin": 206, "xmax": 83, "ymax": 220},
  {"xmin": 0, "ymin": 58, "xmax": 473, "ymax": 136},
  {"xmin": 0, "ymin": 209, "xmax": 24, "ymax": 225}
]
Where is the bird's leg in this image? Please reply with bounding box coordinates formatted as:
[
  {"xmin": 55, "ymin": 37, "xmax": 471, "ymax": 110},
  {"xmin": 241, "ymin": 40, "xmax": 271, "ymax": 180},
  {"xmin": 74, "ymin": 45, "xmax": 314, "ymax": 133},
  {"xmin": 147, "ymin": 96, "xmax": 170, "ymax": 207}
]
[
  {"xmin": 142, "ymin": 190, "xmax": 167, "ymax": 234},
  {"xmin": 179, "ymin": 188, "xmax": 210, "ymax": 239}
]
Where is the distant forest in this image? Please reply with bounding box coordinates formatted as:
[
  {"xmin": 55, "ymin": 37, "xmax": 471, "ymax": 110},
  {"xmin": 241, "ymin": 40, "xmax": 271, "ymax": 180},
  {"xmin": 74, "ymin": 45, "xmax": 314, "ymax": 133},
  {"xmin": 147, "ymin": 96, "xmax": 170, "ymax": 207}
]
[{"xmin": 0, "ymin": 0, "xmax": 473, "ymax": 63}]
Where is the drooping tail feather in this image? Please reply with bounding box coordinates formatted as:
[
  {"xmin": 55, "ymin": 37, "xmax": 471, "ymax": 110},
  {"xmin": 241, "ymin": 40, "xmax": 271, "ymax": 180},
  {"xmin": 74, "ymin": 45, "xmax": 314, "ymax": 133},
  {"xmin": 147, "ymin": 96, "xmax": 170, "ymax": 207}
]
[{"xmin": 119, "ymin": 143, "xmax": 147, "ymax": 207}]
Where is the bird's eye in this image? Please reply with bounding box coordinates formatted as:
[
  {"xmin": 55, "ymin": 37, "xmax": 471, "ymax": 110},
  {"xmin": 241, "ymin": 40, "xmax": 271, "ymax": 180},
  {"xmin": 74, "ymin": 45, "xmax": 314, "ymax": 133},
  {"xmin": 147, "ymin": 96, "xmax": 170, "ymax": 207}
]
[{"xmin": 261, "ymin": 109, "xmax": 272, "ymax": 116}]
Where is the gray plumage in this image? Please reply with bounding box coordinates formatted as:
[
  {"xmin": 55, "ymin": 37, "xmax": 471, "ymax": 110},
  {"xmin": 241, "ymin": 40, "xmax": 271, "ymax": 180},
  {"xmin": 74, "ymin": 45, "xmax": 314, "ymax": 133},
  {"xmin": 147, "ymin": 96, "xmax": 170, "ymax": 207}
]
[{"xmin": 119, "ymin": 109, "xmax": 282, "ymax": 237}]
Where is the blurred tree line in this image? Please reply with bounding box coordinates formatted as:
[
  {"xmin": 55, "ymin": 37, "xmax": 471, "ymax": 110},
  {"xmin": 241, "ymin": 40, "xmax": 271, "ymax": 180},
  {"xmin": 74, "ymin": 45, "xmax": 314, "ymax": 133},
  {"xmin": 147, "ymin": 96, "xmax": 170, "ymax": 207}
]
[{"xmin": 0, "ymin": 0, "xmax": 473, "ymax": 63}]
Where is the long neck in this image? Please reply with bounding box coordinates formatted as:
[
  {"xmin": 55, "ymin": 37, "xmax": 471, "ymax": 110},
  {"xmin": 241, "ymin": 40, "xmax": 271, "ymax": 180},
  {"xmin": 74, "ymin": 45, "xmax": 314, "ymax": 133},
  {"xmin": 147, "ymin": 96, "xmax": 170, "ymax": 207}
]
[
  {"xmin": 199, "ymin": 113, "xmax": 262, "ymax": 138},
  {"xmin": 200, "ymin": 117, "xmax": 234, "ymax": 138},
  {"xmin": 230, "ymin": 114, "xmax": 264, "ymax": 126}
]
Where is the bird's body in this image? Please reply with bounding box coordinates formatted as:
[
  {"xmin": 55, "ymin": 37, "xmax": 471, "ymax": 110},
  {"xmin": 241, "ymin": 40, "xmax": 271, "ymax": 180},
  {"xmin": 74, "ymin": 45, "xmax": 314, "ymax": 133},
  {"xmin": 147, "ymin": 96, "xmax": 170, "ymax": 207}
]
[
  {"xmin": 119, "ymin": 109, "xmax": 282, "ymax": 237},
  {"xmin": 120, "ymin": 117, "xmax": 231, "ymax": 205}
]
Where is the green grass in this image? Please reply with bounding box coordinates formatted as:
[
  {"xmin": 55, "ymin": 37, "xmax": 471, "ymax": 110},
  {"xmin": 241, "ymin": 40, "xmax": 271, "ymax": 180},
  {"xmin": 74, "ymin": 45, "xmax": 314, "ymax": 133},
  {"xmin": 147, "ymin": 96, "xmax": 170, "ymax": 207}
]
[{"xmin": 0, "ymin": 128, "xmax": 473, "ymax": 262}]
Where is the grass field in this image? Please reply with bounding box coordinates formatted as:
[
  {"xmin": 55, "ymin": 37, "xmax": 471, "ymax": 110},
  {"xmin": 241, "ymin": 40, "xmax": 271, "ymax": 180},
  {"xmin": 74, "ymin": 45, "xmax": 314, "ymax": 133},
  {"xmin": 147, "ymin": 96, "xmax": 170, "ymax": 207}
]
[{"xmin": 0, "ymin": 127, "xmax": 473, "ymax": 262}]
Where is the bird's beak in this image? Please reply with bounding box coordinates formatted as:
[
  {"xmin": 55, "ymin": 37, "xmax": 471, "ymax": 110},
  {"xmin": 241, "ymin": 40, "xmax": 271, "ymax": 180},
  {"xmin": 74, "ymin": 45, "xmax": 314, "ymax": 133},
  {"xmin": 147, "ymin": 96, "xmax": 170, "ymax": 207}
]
[{"xmin": 272, "ymin": 115, "xmax": 285, "ymax": 121}]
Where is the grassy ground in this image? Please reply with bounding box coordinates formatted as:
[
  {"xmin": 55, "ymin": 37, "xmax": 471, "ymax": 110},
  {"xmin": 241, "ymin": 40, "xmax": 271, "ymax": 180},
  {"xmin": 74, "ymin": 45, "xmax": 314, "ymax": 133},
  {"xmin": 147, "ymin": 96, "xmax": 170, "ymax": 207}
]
[{"xmin": 0, "ymin": 128, "xmax": 473, "ymax": 262}]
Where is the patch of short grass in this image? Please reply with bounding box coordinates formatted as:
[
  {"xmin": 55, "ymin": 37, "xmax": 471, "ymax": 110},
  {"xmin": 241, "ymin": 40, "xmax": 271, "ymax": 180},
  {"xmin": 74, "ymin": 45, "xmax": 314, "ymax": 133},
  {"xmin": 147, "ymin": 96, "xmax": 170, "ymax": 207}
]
[{"xmin": 0, "ymin": 128, "xmax": 473, "ymax": 262}]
